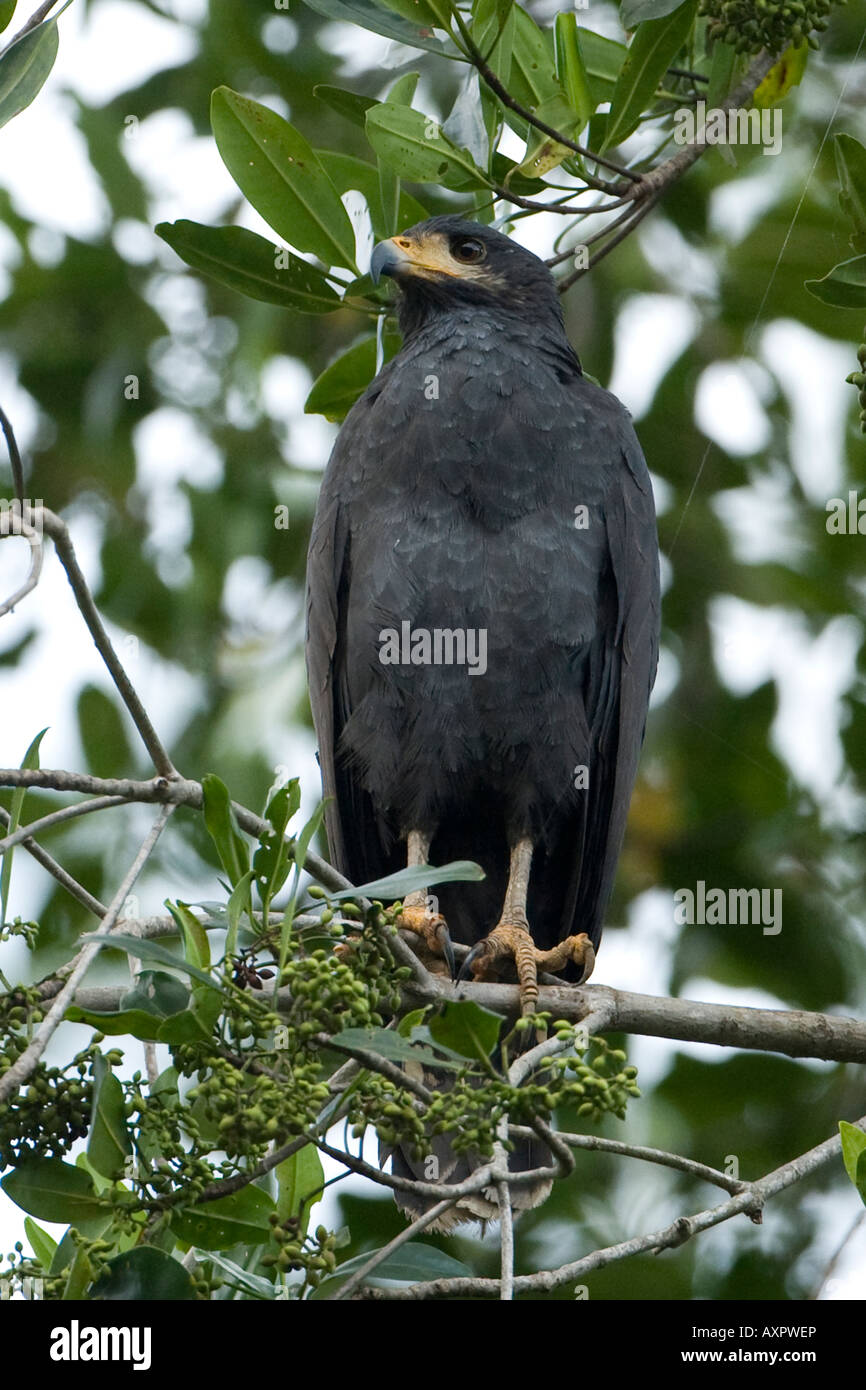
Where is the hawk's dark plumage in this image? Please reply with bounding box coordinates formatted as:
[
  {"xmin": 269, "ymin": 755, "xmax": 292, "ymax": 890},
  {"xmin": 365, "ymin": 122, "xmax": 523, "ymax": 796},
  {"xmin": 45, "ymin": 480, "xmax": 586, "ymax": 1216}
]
[{"xmin": 306, "ymin": 215, "xmax": 659, "ymax": 967}]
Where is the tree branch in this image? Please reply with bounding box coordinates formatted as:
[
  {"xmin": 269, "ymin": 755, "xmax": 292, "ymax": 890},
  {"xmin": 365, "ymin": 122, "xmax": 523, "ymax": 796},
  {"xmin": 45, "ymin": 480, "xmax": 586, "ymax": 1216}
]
[{"xmin": 355, "ymin": 1112, "xmax": 866, "ymax": 1299}]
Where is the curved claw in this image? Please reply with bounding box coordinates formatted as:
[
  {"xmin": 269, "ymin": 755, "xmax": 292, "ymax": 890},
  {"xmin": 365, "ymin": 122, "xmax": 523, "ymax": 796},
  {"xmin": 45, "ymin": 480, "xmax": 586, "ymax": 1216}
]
[
  {"xmin": 457, "ymin": 940, "xmax": 487, "ymax": 984},
  {"xmin": 398, "ymin": 901, "xmax": 454, "ymax": 977},
  {"xmin": 425, "ymin": 915, "xmax": 455, "ymax": 978}
]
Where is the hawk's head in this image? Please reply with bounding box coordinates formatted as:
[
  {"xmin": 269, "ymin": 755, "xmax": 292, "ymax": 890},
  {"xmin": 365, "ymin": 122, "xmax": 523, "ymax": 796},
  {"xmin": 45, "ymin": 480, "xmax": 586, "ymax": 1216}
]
[{"xmin": 370, "ymin": 215, "xmax": 564, "ymax": 336}]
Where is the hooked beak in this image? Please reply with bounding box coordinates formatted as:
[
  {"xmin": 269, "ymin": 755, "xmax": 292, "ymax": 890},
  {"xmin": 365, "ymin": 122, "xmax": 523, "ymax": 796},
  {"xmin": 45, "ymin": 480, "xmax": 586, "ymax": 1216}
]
[{"xmin": 370, "ymin": 237, "xmax": 412, "ymax": 285}]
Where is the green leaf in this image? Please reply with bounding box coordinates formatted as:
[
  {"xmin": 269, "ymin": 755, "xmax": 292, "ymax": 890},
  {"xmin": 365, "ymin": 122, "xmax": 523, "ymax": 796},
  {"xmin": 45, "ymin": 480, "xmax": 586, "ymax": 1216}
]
[
  {"xmin": 555, "ymin": 12, "xmax": 595, "ymax": 130},
  {"xmin": 473, "ymin": 0, "xmax": 515, "ymax": 72},
  {"xmin": 121, "ymin": 970, "xmax": 191, "ymax": 1018},
  {"xmin": 379, "ymin": 72, "xmax": 418, "ymax": 236},
  {"xmin": 252, "ymin": 780, "xmax": 299, "ymax": 905},
  {"xmin": 396, "ymin": 1006, "xmax": 428, "ymax": 1037},
  {"xmin": 840, "ymin": 1121, "xmax": 866, "ymax": 1204},
  {"xmin": 329, "ymin": 1025, "xmax": 465, "ymax": 1071},
  {"xmin": 168, "ymin": 899, "xmax": 211, "ymax": 971},
  {"xmin": 621, "ymin": 0, "xmax": 687, "ymax": 24},
  {"xmin": 1, "ymin": 1159, "xmax": 104, "ymax": 1224},
  {"xmin": 514, "ymin": 92, "xmax": 581, "ymax": 178},
  {"xmin": 579, "ymin": 30, "xmax": 628, "ymax": 106},
  {"xmin": 87, "ymin": 1055, "xmax": 132, "ymax": 1180},
  {"xmin": 92, "ymin": 1247, "xmax": 196, "ymax": 1301},
  {"xmin": 314, "ymin": 83, "xmax": 378, "ymax": 128},
  {"xmin": 65, "ymin": 1004, "xmax": 165, "ymax": 1040},
  {"xmin": 189, "ymin": 1249, "xmax": 275, "ymax": 1299},
  {"xmin": 315, "ymin": 150, "xmax": 429, "ymax": 242},
  {"xmin": 299, "ymin": 0, "xmax": 455, "ymax": 57},
  {"xmin": 225, "ymin": 868, "xmax": 255, "ymax": 961},
  {"xmin": 835, "ymin": 132, "xmax": 866, "ymax": 254},
  {"xmin": 805, "ymin": 255, "xmax": 866, "ymax": 309},
  {"xmin": 322, "ymin": 859, "xmax": 485, "ymax": 904},
  {"xmin": 507, "ymin": 5, "xmax": 561, "ymax": 110},
  {"xmin": 753, "ymin": 41, "xmax": 808, "ymax": 109},
  {"xmin": 276, "ymin": 1145, "xmax": 324, "ymax": 1235},
  {"xmin": 67, "ymin": 971, "xmax": 191, "ymax": 1040},
  {"xmin": 155, "ymin": 221, "xmax": 342, "ymax": 314},
  {"xmin": 318, "ymin": 1241, "xmax": 472, "ymax": 1293},
  {"xmin": 427, "ymin": 999, "xmax": 502, "ymax": 1061},
  {"xmin": 305, "ymin": 334, "xmax": 400, "ymax": 423},
  {"xmin": 84, "ymin": 931, "xmax": 219, "ymax": 990},
  {"xmin": 1, "ymin": 727, "xmax": 47, "ymax": 927},
  {"xmin": 378, "ymin": 0, "xmax": 451, "ymax": 26},
  {"xmin": 169, "ymin": 1184, "xmax": 275, "ymax": 1251},
  {"xmin": 24, "ymin": 1216, "xmax": 57, "ymax": 1269},
  {"xmin": 156, "ymin": 1007, "xmax": 211, "ymax": 1044},
  {"xmin": 604, "ymin": 0, "xmax": 698, "ymax": 151},
  {"xmin": 0, "ymin": 11, "xmax": 60, "ymax": 130},
  {"xmin": 62, "ymin": 1242, "xmax": 94, "ymax": 1301},
  {"xmin": 706, "ymin": 39, "xmax": 736, "ymax": 110},
  {"xmin": 202, "ymin": 772, "xmax": 249, "ymax": 887},
  {"xmin": 365, "ymin": 102, "xmax": 491, "ymax": 191},
  {"xmin": 0, "ymin": 2, "xmax": 17, "ymax": 36},
  {"xmin": 210, "ymin": 87, "xmax": 358, "ymax": 271}
]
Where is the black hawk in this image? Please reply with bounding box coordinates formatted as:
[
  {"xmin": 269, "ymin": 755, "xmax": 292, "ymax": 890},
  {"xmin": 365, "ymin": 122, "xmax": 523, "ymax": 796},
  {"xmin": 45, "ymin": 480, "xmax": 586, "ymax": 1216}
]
[{"xmin": 305, "ymin": 215, "xmax": 659, "ymax": 1220}]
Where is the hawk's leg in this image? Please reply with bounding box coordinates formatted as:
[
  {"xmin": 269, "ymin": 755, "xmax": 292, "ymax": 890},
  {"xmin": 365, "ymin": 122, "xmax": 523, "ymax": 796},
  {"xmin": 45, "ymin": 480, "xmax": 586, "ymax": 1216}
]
[
  {"xmin": 458, "ymin": 837, "xmax": 595, "ymax": 1014},
  {"xmin": 397, "ymin": 830, "xmax": 455, "ymax": 977}
]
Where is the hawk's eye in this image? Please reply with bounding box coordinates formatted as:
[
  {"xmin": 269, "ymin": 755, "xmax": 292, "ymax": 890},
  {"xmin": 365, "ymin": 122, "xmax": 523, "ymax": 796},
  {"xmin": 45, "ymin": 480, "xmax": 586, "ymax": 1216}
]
[{"xmin": 450, "ymin": 237, "xmax": 486, "ymax": 265}]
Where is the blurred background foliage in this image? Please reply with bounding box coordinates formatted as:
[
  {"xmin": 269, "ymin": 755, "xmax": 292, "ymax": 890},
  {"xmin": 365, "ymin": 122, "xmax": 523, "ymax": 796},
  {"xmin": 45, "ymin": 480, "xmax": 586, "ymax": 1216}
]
[{"xmin": 1, "ymin": 0, "xmax": 865, "ymax": 1298}]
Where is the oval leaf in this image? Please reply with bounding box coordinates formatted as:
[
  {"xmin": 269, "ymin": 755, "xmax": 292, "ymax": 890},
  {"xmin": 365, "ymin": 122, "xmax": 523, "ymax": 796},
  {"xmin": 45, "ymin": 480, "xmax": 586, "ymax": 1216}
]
[
  {"xmin": 300, "ymin": 0, "xmax": 455, "ymax": 57},
  {"xmin": 1, "ymin": 1159, "xmax": 104, "ymax": 1224},
  {"xmin": 427, "ymin": 999, "xmax": 503, "ymax": 1061},
  {"xmin": 365, "ymin": 102, "xmax": 490, "ymax": 191},
  {"xmin": 604, "ymin": 0, "xmax": 698, "ymax": 151},
  {"xmin": 0, "ymin": 14, "xmax": 58, "ymax": 130},
  {"xmin": 305, "ymin": 334, "xmax": 400, "ymax": 423},
  {"xmin": 805, "ymin": 255, "xmax": 866, "ymax": 309},
  {"xmin": 92, "ymin": 1247, "xmax": 196, "ymax": 1301},
  {"xmin": 323, "ymin": 858, "xmax": 485, "ymax": 904},
  {"xmin": 211, "ymin": 87, "xmax": 358, "ymax": 271},
  {"xmin": 169, "ymin": 1184, "xmax": 275, "ymax": 1251},
  {"xmin": 156, "ymin": 220, "xmax": 343, "ymax": 314},
  {"xmin": 88, "ymin": 1056, "xmax": 132, "ymax": 1180}
]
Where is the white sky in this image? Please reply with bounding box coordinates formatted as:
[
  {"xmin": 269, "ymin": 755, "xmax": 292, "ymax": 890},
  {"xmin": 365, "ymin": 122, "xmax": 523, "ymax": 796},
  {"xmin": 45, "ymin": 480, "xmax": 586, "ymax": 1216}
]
[{"xmin": 0, "ymin": 0, "xmax": 862, "ymax": 1298}]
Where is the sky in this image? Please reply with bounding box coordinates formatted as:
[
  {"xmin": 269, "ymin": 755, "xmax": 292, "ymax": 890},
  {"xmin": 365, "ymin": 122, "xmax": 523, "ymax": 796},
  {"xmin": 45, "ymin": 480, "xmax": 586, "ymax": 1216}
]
[{"xmin": 0, "ymin": 0, "xmax": 863, "ymax": 1296}]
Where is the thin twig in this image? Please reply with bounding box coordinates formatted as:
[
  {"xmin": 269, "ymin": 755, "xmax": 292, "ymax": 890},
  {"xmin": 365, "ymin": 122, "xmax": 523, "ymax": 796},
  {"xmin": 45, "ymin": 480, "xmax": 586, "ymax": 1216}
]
[
  {"xmin": 509, "ymin": 1127, "xmax": 746, "ymax": 1196},
  {"xmin": 0, "ymin": 806, "xmax": 106, "ymax": 918},
  {"xmin": 38, "ymin": 509, "xmax": 176, "ymax": 778},
  {"xmin": 0, "ymin": 404, "xmax": 25, "ymax": 504},
  {"xmin": 357, "ymin": 1113, "xmax": 866, "ymax": 1299},
  {"xmin": 331, "ymin": 1195, "xmax": 461, "ymax": 1301},
  {"xmin": 0, "ymin": 794, "xmax": 131, "ymax": 854},
  {"xmin": 450, "ymin": 6, "xmax": 636, "ymax": 187},
  {"xmin": 0, "ymin": 0, "xmax": 62, "ymax": 59},
  {"xmin": 0, "ymin": 515, "xmax": 43, "ymax": 617}
]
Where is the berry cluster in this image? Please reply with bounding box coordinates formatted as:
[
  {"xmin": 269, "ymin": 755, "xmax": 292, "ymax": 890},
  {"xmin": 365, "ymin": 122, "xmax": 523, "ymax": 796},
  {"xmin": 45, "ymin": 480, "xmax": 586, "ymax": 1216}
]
[
  {"xmin": 699, "ymin": 0, "xmax": 840, "ymax": 55},
  {"xmin": 0, "ymin": 994, "xmax": 97, "ymax": 1168},
  {"xmin": 845, "ymin": 335, "xmax": 866, "ymax": 433}
]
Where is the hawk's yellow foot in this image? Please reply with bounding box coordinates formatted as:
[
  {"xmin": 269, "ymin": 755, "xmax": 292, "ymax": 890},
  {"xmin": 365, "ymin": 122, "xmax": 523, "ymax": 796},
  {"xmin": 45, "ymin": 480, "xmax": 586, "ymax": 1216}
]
[
  {"xmin": 397, "ymin": 896, "xmax": 455, "ymax": 977},
  {"xmin": 458, "ymin": 921, "xmax": 595, "ymax": 1015}
]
